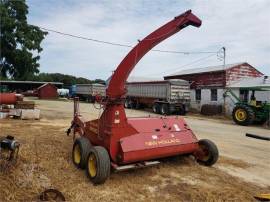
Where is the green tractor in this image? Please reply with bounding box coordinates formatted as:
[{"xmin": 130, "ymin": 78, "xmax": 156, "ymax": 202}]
[{"xmin": 224, "ymin": 88, "xmax": 270, "ymax": 126}]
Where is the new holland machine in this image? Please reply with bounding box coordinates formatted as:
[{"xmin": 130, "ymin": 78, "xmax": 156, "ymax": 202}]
[{"xmin": 67, "ymin": 10, "xmax": 219, "ymax": 184}]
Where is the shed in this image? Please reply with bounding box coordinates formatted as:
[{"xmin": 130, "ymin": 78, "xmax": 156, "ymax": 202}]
[
  {"xmin": 0, "ymin": 80, "xmax": 63, "ymax": 93},
  {"xmin": 37, "ymin": 83, "xmax": 58, "ymax": 99}
]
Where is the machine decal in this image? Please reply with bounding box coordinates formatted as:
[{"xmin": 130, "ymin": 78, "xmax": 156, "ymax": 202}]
[
  {"xmin": 145, "ymin": 138, "xmax": 180, "ymax": 146},
  {"xmin": 152, "ymin": 135, "xmax": 158, "ymax": 140},
  {"xmin": 174, "ymin": 124, "xmax": 180, "ymax": 131}
]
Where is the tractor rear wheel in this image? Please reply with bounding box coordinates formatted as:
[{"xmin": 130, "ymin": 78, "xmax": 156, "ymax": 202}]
[
  {"xmin": 232, "ymin": 105, "xmax": 254, "ymax": 126},
  {"xmin": 72, "ymin": 137, "xmax": 92, "ymax": 169},
  {"xmin": 86, "ymin": 146, "xmax": 111, "ymax": 185},
  {"xmin": 196, "ymin": 139, "xmax": 219, "ymax": 166}
]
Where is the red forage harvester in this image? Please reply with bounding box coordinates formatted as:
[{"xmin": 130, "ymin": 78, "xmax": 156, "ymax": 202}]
[{"xmin": 68, "ymin": 10, "xmax": 219, "ymax": 184}]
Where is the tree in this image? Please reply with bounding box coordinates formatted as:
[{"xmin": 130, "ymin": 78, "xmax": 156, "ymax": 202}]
[
  {"xmin": 28, "ymin": 72, "xmax": 104, "ymax": 86},
  {"xmin": 0, "ymin": 0, "xmax": 47, "ymax": 79}
]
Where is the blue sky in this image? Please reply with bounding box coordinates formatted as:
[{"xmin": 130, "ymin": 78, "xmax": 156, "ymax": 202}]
[{"xmin": 26, "ymin": 0, "xmax": 270, "ymax": 80}]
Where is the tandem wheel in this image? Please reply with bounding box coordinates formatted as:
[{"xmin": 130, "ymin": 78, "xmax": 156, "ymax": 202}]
[
  {"xmin": 72, "ymin": 137, "xmax": 92, "ymax": 169},
  {"xmin": 86, "ymin": 146, "xmax": 111, "ymax": 185}
]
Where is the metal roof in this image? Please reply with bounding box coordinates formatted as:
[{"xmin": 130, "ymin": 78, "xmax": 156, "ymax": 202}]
[
  {"xmin": 37, "ymin": 83, "xmax": 58, "ymax": 90},
  {"xmin": 229, "ymin": 76, "xmax": 270, "ymax": 89},
  {"xmin": 127, "ymin": 76, "xmax": 163, "ymax": 82},
  {"xmin": 166, "ymin": 62, "xmax": 245, "ymax": 77},
  {"xmin": 76, "ymin": 83, "xmax": 105, "ymax": 86},
  {"xmin": 126, "ymin": 76, "xmax": 189, "ymax": 85},
  {"xmin": 0, "ymin": 80, "xmax": 63, "ymax": 85}
]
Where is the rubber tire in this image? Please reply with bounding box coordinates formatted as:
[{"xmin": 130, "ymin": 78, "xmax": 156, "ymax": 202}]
[
  {"xmin": 86, "ymin": 146, "xmax": 111, "ymax": 185},
  {"xmin": 72, "ymin": 137, "xmax": 92, "ymax": 169},
  {"xmin": 179, "ymin": 105, "xmax": 186, "ymax": 115},
  {"xmin": 135, "ymin": 102, "xmax": 141, "ymax": 109},
  {"xmin": 128, "ymin": 100, "xmax": 135, "ymax": 109},
  {"xmin": 160, "ymin": 104, "xmax": 170, "ymax": 115},
  {"xmin": 232, "ymin": 105, "xmax": 254, "ymax": 126},
  {"xmin": 124, "ymin": 99, "xmax": 129, "ymax": 108},
  {"xmin": 196, "ymin": 139, "xmax": 219, "ymax": 166},
  {"xmin": 152, "ymin": 103, "xmax": 160, "ymax": 114}
]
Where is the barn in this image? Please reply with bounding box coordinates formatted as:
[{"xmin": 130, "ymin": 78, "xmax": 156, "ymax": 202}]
[
  {"xmin": 37, "ymin": 83, "xmax": 58, "ymax": 99},
  {"xmin": 164, "ymin": 62, "xmax": 264, "ymax": 114}
]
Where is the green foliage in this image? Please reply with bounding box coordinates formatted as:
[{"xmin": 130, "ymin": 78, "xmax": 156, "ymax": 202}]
[
  {"xmin": 29, "ymin": 72, "xmax": 105, "ymax": 85},
  {"xmin": 0, "ymin": 0, "xmax": 47, "ymax": 79}
]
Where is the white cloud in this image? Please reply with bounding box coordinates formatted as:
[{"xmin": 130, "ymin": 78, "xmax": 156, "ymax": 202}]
[{"xmin": 27, "ymin": 0, "xmax": 270, "ymax": 80}]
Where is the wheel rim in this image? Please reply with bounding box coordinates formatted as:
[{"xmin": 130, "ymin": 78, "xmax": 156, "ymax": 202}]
[
  {"xmin": 73, "ymin": 144, "xmax": 81, "ymax": 164},
  {"xmin": 235, "ymin": 109, "xmax": 247, "ymax": 121},
  {"xmin": 88, "ymin": 153, "xmax": 97, "ymax": 177},
  {"xmin": 198, "ymin": 145, "xmax": 210, "ymax": 161}
]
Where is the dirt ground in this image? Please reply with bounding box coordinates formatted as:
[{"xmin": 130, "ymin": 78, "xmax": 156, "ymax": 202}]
[{"xmin": 0, "ymin": 98, "xmax": 269, "ymax": 201}]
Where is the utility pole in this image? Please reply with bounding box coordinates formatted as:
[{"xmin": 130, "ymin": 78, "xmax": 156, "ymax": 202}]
[
  {"xmin": 221, "ymin": 46, "xmax": 226, "ymax": 116},
  {"xmin": 222, "ymin": 46, "xmax": 226, "ymax": 68}
]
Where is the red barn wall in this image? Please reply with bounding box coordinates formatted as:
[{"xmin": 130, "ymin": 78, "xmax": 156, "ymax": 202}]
[
  {"xmin": 164, "ymin": 71, "xmax": 226, "ymax": 89},
  {"xmin": 225, "ymin": 63, "xmax": 263, "ymax": 86},
  {"xmin": 38, "ymin": 84, "xmax": 58, "ymax": 99}
]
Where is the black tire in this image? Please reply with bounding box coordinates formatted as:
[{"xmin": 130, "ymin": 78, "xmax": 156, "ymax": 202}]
[
  {"xmin": 128, "ymin": 100, "xmax": 135, "ymax": 109},
  {"xmin": 124, "ymin": 99, "xmax": 129, "ymax": 108},
  {"xmin": 232, "ymin": 105, "xmax": 254, "ymax": 126},
  {"xmin": 179, "ymin": 105, "xmax": 186, "ymax": 115},
  {"xmin": 152, "ymin": 103, "xmax": 160, "ymax": 114},
  {"xmin": 72, "ymin": 137, "xmax": 92, "ymax": 169},
  {"xmin": 196, "ymin": 139, "xmax": 219, "ymax": 166},
  {"xmin": 160, "ymin": 104, "xmax": 170, "ymax": 115},
  {"xmin": 135, "ymin": 102, "xmax": 141, "ymax": 109},
  {"xmin": 86, "ymin": 146, "xmax": 111, "ymax": 185}
]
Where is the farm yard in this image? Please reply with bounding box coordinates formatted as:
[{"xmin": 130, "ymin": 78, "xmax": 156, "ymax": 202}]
[
  {"xmin": 0, "ymin": 98, "xmax": 269, "ymax": 201},
  {"xmin": 1, "ymin": 1, "xmax": 270, "ymax": 201}
]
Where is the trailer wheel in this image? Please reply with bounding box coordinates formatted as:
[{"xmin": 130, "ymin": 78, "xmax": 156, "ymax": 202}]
[
  {"xmin": 152, "ymin": 103, "xmax": 160, "ymax": 114},
  {"xmin": 72, "ymin": 137, "xmax": 92, "ymax": 169},
  {"xmin": 124, "ymin": 99, "xmax": 130, "ymax": 108},
  {"xmin": 128, "ymin": 100, "xmax": 135, "ymax": 109},
  {"xmin": 232, "ymin": 105, "xmax": 254, "ymax": 126},
  {"xmin": 86, "ymin": 146, "xmax": 111, "ymax": 184},
  {"xmin": 135, "ymin": 101, "xmax": 141, "ymax": 109},
  {"xmin": 195, "ymin": 139, "xmax": 219, "ymax": 166},
  {"xmin": 160, "ymin": 104, "xmax": 170, "ymax": 115},
  {"xmin": 179, "ymin": 105, "xmax": 186, "ymax": 115}
]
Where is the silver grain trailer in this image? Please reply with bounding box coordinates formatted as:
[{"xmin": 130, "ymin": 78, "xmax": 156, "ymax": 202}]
[
  {"xmin": 76, "ymin": 83, "xmax": 105, "ymax": 102},
  {"xmin": 125, "ymin": 79, "xmax": 190, "ymax": 115}
]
